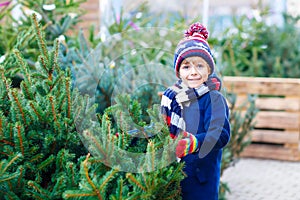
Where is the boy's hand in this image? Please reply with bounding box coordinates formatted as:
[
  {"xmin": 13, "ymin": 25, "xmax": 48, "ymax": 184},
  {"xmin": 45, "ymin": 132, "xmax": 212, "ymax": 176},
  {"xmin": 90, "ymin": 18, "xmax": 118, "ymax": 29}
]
[{"xmin": 176, "ymin": 132, "xmax": 199, "ymax": 158}]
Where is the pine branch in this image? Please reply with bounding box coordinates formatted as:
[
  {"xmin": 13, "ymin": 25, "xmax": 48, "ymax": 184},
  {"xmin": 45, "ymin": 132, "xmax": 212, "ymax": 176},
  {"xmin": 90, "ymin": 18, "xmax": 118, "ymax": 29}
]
[
  {"xmin": 13, "ymin": 50, "xmax": 32, "ymax": 85},
  {"xmin": 27, "ymin": 181, "xmax": 51, "ymax": 200},
  {"xmin": 15, "ymin": 124, "xmax": 25, "ymax": 156},
  {"xmin": 125, "ymin": 173, "xmax": 146, "ymax": 191},
  {"xmin": 66, "ymin": 162, "xmax": 76, "ymax": 187},
  {"xmin": 0, "ymin": 113, "xmax": 14, "ymax": 149},
  {"xmin": 49, "ymin": 95, "xmax": 60, "ymax": 130},
  {"xmin": 0, "ymin": 168, "xmax": 20, "ymax": 183},
  {"xmin": 141, "ymin": 171, "xmax": 151, "ymax": 191},
  {"xmin": 10, "ymin": 90, "xmax": 26, "ymax": 124},
  {"xmin": 65, "ymin": 77, "xmax": 71, "ymax": 118},
  {"xmin": 64, "ymin": 192, "xmax": 98, "ymax": 199},
  {"xmin": 105, "ymin": 117, "xmax": 111, "ymax": 152},
  {"xmin": 0, "ymin": 191, "xmax": 21, "ymax": 200},
  {"xmin": 99, "ymin": 167, "xmax": 119, "ymax": 191},
  {"xmin": 51, "ymin": 176, "xmax": 66, "ymax": 198},
  {"xmin": 114, "ymin": 178, "xmax": 124, "ymax": 200},
  {"xmin": 28, "ymin": 153, "xmax": 43, "ymax": 163},
  {"xmin": 6, "ymin": 124, "xmax": 14, "ymax": 148},
  {"xmin": 20, "ymin": 81, "xmax": 34, "ymax": 100},
  {"xmin": 82, "ymin": 130, "xmax": 106, "ymax": 160},
  {"xmin": 148, "ymin": 141, "xmax": 155, "ymax": 172},
  {"xmin": 52, "ymin": 39, "xmax": 61, "ymax": 73},
  {"xmin": 29, "ymin": 102, "xmax": 42, "ymax": 121},
  {"xmin": 51, "ymin": 73, "xmax": 64, "ymax": 98},
  {"xmin": 164, "ymin": 191, "xmax": 182, "ymax": 200},
  {"xmin": 0, "ymin": 114, "xmax": 3, "ymax": 139},
  {"xmin": 0, "ymin": 154, "xmax": 23, "ymax": 199},
  {"xmin": 38, "ymin": 56, "xmax": 48, "ymax": 74},
  {"xmin": 118, "ymin": 131, "xmax": 127, "ymax": 149},
  {"xmin": 31, "ymin": 13, "xmax": 49, "ymax": 61},
  {"xmin": 0, "ymin": 65, "xmax": 10, "ymax": 93},
  {"xmin": 82, "ymin": 153, "xmax": 103, "ymax": 200},
  {"xmin": 49, "ymin": 96, "xmax": 56, "ymax": 121},
  {"xmin": 17, "ymin": 166, "xmax": 24, "ymax": 188},
  {"xmin": 0, "ymin": 153, "xmax": 22, "ymax": 177},
  {"xmin": 37, "ymin": 155, "xmax": 55, "ymax": 171}
]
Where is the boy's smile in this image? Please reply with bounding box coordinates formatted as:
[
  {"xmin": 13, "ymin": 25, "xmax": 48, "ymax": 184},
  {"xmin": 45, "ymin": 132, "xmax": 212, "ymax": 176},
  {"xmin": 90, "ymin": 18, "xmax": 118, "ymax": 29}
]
[{"xmin": 179, "ymin": 56, "xmax": 210, "ymax": 88}]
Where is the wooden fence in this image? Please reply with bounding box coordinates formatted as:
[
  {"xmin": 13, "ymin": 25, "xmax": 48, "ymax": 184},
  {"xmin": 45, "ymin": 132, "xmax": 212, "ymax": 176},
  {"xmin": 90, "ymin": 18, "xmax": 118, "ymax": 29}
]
[{"xmin": 223, "ymin": 76, "xmax": 300, "ymax": 161}]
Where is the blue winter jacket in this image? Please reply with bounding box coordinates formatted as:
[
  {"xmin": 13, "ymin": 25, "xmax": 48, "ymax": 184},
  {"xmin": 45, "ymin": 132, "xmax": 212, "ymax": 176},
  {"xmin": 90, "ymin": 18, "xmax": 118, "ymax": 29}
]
[{"xmin": 180, "ymin": 90, "xmax": 230, "ymax": 200}]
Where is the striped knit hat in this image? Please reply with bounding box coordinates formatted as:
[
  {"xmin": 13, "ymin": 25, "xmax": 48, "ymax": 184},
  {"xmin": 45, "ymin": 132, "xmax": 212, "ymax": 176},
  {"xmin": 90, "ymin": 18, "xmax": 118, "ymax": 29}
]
[{"xmin": 174, "ymin": 22, "xmax": 215, "ymax": 78}]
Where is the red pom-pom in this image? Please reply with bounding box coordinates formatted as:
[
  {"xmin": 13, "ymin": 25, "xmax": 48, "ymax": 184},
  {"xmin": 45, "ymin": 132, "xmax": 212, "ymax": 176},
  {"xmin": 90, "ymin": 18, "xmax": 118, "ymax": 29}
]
[{"xmin": 184, "ymin": 22, "xmax": 208, "ymax": 40}]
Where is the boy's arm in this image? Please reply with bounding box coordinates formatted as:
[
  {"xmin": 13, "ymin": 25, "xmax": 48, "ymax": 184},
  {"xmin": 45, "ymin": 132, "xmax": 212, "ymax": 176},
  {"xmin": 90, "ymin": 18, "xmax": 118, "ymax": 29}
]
[{"xmin": 195, "ymin": 91, "xmax": 230, "ymax": 155}]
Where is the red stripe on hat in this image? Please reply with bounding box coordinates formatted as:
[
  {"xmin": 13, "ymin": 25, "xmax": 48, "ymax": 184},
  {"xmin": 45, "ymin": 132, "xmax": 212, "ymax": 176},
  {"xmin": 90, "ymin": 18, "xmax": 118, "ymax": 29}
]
[{"xmin": 180, "ymin": 49, "xmax": 212, "ymax": 59}]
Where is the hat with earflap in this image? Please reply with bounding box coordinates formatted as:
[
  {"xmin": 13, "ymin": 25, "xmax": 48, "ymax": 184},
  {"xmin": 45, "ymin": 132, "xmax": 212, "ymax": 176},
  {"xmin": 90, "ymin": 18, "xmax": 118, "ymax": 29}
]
[{"xmin": 173, "ymin": 22, "xmax": 215, "ymax": 78}]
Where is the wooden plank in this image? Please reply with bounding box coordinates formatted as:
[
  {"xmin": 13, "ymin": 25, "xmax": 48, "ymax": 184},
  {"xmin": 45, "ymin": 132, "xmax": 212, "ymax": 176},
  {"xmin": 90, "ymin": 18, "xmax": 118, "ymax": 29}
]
[
  {"xmin": 251, "ymin": 130, "xmax": 299, "ymax": 144},
  {"xmin": 284, "ymin": 143, "xmax": 299, "ymax": 150},
  {"xmin": 223, "ymin": 76, "xmax": 300, "ymax": 96},
  {"xmin": 256, "ymin": 97, "xmax": 300, "ymax": 111},
  {"xmin": 241, "ymin": 144, "xmax": 300, "ymax": 161},
  {"xmin": 254, "ymin": 111, "xmax": 299, "ymax": 130},
  {"xmin": 232, "ymin": 96, "xmax": 300, "ymax": 111},
  {"xmin": 223, "ymin": 76, "xmax": 300, "ymax": 161}
]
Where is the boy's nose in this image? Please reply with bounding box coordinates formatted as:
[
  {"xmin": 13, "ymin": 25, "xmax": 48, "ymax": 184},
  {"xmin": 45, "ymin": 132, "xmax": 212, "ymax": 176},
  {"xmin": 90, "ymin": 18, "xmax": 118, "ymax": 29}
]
[{"xmin": 190, "ymin": 65, "xmax": 198, "ymax": 74}]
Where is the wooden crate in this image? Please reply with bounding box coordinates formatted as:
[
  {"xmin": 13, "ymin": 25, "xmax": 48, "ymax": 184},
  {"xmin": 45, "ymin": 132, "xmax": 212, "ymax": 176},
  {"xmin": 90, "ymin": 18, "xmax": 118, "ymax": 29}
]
[{"xmin": 223, "ymin": 76, "xmax": 300, "ymax": 161}]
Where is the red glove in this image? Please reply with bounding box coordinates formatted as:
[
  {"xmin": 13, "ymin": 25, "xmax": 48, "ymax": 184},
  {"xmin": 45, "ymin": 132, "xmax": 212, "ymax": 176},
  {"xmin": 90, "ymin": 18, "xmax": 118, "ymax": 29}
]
[{"xmin": 176, "ymin": 132, "xmax": 199, "ymax": 158}]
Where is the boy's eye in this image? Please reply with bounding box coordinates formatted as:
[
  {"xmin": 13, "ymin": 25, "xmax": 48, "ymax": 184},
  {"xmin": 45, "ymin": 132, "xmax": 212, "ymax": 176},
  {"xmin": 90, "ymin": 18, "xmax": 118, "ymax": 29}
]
[
  {"xmin": 182, "ymin": 65, "xmax": 190, "ymax": 69},
  {"xmin": 197, "ymin": 64, "xmax": 204, "ymax": 68}
]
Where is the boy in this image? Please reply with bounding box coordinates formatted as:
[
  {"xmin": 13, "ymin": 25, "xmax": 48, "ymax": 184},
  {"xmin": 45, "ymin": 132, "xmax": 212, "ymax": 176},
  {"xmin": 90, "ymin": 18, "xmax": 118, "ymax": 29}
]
[{"xmin": 161, "ymin": 22, "xmax": 230, "ymax": 200}]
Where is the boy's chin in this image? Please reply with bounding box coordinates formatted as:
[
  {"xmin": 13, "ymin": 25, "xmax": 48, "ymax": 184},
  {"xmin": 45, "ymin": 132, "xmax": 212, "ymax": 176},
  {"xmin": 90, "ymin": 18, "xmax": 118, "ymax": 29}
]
[
  {"xmin": 187, "ymin": 82, "xmax": 204, "ymax": 88},
  {"xmin": 181, "ymin": 80, "xmax": 204, "ymax": 88}
]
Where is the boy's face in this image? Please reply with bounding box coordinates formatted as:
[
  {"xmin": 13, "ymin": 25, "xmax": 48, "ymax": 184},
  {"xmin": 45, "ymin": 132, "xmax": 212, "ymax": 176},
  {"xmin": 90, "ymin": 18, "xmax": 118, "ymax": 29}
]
[{"xmin": 179, "ymin": 56, "xmax": 210, "ymax": 88}]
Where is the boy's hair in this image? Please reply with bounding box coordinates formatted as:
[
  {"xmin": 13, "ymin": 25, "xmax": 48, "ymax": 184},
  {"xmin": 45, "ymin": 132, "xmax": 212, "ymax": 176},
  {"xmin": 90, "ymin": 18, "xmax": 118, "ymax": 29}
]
[{"xmin": 174, "ymin": 22, "xmax": 215, "ymax": 78}]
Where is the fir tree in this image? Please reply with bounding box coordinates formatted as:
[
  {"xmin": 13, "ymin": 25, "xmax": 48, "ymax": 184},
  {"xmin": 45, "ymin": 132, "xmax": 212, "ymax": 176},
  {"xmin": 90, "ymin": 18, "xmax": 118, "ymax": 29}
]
[
  {"xmin": 0, "ymin": 12, "xmax": 184, "ymax": 200},
  {"xmin": 1, "ymin": 0, "xmax": 86, "ymax": 87},
  {"xmin": 0, "ymin": 13, "xmax": 88, "ymax": 199},
  {"xmin": 64, "ymin": 95, "xmax": 184, "ymax": 200}
]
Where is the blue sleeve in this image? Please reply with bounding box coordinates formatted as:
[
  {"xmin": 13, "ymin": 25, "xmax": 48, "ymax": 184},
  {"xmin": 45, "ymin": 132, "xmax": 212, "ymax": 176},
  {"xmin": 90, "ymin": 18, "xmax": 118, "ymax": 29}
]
[{"xmin": 196, "ymin": 91, "xmax": 231, "ymax": 156}]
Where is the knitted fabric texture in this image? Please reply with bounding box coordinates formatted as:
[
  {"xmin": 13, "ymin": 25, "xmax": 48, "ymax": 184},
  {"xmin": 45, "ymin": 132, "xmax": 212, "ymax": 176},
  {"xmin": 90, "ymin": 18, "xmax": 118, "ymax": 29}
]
[
  {"xmin": 161, "ymin": 79, "xmax": 210, "ymax": 139},
  {"xmin": 175, "ymin": 131, "xmax": 199, "ymax": 158},
  {"xmin": 174, "ymin": 22, "xmax": 215, "ymax": 78}
]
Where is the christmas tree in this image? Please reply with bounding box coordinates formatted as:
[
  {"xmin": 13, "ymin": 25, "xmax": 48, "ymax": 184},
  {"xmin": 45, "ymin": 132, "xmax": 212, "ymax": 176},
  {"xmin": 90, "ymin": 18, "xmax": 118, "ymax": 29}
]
[
  {"xmin": 0, "ymin": 0, "xmax": 86, "ymax": 88},
  {"xmin": 0, "ymin": 13, "xmax": 88, "ymax": 199},
  {"xmin": 64, "ymin": 94, "xmax": 184, "ymax": 199},
  {"xmin": 0, "ymin": 13, "xmax": 184, "ymax": 200}
]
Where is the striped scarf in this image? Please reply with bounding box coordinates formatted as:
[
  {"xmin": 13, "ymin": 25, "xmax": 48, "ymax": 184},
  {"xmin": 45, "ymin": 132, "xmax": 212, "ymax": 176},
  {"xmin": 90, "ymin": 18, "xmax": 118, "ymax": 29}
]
[{"xmin": 161, "ymin": 77, "xmax": 220, "ymax": 138}]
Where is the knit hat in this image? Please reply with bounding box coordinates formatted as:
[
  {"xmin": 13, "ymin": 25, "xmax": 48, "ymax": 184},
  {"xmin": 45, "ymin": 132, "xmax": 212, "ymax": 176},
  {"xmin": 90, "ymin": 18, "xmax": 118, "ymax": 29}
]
[{"xmin": 174, "ymin": 22, "xmax": 215, "ymax": 78}]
